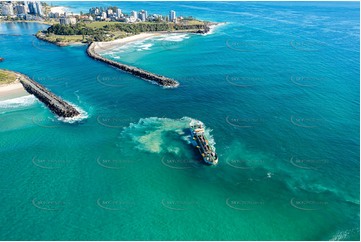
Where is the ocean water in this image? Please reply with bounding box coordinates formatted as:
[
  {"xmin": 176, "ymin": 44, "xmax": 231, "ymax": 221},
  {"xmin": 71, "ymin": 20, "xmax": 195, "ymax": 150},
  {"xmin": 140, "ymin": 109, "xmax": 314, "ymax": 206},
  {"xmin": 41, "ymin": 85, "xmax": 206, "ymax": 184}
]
[{"xmin": 0, "ymin": 1, "xmax": 359, "ymax": 240}]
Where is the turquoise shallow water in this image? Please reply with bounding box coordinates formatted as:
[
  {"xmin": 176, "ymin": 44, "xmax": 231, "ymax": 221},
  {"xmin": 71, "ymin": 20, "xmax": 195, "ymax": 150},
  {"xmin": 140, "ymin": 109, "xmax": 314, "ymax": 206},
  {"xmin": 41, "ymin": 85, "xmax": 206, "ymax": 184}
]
[{"xmin": 0, "ymin": 1, "xmax": 359, "ymax": 240}]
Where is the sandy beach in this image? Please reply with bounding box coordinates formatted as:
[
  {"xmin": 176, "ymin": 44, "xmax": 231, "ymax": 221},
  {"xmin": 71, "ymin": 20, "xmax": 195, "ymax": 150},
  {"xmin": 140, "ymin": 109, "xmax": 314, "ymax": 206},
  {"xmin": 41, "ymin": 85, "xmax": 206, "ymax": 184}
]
[
  {"xmin": 0, "ymin": 73, "xmax": 29, "ymax": 101},
  {"xmin": 93, "ymin": 32, "xmax": 162, "ymax": 53}
]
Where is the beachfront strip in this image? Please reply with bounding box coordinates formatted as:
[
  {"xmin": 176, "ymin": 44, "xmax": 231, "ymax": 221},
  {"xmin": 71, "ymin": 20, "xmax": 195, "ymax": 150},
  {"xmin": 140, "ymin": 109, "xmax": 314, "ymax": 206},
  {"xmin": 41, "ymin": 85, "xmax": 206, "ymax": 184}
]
[{"xmin": 1, "ymin": 1, "xmax": 198, "ymax": 27}]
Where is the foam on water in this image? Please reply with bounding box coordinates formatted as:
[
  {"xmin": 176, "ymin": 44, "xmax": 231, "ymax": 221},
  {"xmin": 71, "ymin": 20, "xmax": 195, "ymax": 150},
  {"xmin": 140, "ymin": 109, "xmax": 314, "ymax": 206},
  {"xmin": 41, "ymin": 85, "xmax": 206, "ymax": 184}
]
[
  {"xmin": 136, "ymin": 43, "xmax": 153, "ymax": 51},
  {"xmin": 203, "ymin": 22, "xmax": 227, "ymax": 36},
  {"xmin": 101, "ymin": 33, "xmax": 193, "ymax": 61},
  {"xmin": 329, "ymin": 228, "xmax": 357, "ymax": 241},
  {"xmin": 121, "ymin": 117, "xmax": 215, "ymax": 154},
  {"xmin": 155, "ymin": 33, "xmax": 190, "ymax": 42},
  {"xmin": 57, "ymin": 103, "xmax": 88, "ymax": 124},
  {"xmin": 0, "ymin": 95, "xmax": 37, "ymax": 110},
  {"xmin": 224, "ymin": 139, "xmax": 360, "ymax": 207}
]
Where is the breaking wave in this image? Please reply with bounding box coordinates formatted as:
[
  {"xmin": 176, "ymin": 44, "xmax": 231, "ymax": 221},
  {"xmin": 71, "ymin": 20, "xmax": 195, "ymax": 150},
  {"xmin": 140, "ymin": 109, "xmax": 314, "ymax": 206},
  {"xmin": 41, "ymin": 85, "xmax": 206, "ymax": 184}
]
[
  {"xmin": 57, "ymin": 103, "xmax": 88, "ymax": 124},
  {"xmin": 0, "ymin": 95, "xmax": 37, "ymax": 110},
  {"xmin": 137, "ymin": 43, "xmax": 153, "ymax": 51},
  {"xmin": 204, "ymin": 22, "xmax": 227, "ymax": 35},
  {"xmin": 155, "ymin": 33, "xmax": 190, "ymax": 42}
]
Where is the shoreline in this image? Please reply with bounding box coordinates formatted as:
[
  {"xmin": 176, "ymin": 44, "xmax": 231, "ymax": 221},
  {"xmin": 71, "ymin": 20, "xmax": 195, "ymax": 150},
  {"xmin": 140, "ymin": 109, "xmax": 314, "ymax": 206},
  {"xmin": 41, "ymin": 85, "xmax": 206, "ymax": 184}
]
[
  {"xmin": 87, "ymin": 37, "xmax": 179, "ymax": 88},
  {"xmin": 0, "ymin": 83, "xmax": 29, "ymax": 101},
  {"xmin": 35, "ymin": 31, "xmax": 86, "ymax": 47},
  {"xmin": 35, "ymin": 28, "xmax": 210, "ymax": 47},
  {"xmin": 0, "ymin": 71, "xmax": 29, "ymax": 101},
  {"xmin": 92, "ymin": 22, "xmax": 224, "ymax": 53},
  {"xmin": 93, "ymin": 32, "xmax": 162, "ymax": 53},
  {"xmin": 0, "ymin": 69, "xmax": 81, "ymax": 118},
  {"xmin": 34, "ymin": 20, "xmax": 219, "ymax": 46},
  {"xmin": 34, "ymin": 23, "xmax": 221, "ymax": 86},
  {"xmin": 88, "ymin": 28, "xmax": 221, "ymax": 87}
]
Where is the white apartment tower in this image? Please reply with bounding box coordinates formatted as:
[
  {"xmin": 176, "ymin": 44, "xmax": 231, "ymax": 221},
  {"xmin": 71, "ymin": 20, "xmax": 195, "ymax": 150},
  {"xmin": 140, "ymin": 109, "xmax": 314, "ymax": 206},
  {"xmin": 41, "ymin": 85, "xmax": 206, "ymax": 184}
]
[{"xmin": 116, "ymin": 9, "xmax": 122, "ymax": 17}]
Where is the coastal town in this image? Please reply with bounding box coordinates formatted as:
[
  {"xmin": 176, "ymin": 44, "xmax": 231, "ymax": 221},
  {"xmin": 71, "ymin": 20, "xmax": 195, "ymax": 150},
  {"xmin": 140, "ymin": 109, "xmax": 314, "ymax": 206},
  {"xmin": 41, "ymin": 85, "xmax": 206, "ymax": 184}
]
[
  {"xmin": 0, "ymin": 1, "xmax": 358, "ymax": 240},
  {"xmin": 0, "ymin": 1, "xmax": 44, "ymax": 21},
  {"xmin": 1, "ymin": 1, "xmax": 200, "ymax": 26},
  {"xmin": 0, "ymin": 1, "xmax": 212, "ymax": 117},
  {"xmin": 0, "ymin": 1, "xmax": 212, "ymax": 45},
  {"xmin": 0, "ymin": 1, "xmax": 216, "ymax": 117}
]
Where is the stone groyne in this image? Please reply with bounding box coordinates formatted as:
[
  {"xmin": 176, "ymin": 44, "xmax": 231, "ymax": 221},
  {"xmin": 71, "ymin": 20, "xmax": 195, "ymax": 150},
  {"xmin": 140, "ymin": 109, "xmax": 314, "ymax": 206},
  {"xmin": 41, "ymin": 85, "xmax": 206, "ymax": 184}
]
[
  {"xmin": 87, "ymin": 43, "xmax": 179, "ymax": 88},
  {"xmin": 18, "ymin": 73, "xmax": 80, "ymax": 118}
]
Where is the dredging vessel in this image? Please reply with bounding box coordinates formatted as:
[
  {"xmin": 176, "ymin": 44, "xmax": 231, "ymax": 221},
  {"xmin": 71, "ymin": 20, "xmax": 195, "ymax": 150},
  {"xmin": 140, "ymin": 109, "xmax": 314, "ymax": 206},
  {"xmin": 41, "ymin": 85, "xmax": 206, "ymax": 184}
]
[{"xmin": 190, "ymin": 120, "xmax": 218, "ymax": 165}]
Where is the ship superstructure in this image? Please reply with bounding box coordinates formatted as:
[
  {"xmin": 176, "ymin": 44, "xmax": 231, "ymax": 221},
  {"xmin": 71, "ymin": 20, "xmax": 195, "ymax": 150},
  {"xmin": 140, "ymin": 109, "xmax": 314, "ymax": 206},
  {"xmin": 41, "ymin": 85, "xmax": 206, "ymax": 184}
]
[{"xmin": 190, "ymin": 120, "xmax": 218, "ymax": 165}]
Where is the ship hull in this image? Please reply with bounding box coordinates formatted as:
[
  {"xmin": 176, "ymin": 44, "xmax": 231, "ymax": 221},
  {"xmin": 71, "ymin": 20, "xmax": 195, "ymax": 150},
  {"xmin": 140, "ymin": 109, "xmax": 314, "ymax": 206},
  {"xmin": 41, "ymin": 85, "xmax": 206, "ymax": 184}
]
[{"xmin": 190, "ymin": 125, "xmax": 218, "ymax": 165}]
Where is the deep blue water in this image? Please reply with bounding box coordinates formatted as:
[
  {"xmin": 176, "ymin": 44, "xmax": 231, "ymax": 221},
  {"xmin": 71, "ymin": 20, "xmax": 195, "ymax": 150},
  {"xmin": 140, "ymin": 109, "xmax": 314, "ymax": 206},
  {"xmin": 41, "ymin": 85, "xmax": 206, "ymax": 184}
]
[{"xmin": 0, "ymin": 1, "xmax": 359, "ymax": 240}]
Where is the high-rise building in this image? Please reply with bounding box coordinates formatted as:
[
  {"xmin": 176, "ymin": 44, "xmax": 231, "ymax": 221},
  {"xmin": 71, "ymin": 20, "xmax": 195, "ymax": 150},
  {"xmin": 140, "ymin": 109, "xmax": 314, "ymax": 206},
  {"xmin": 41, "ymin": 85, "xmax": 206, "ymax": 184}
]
[
  {"xmin": 131, "ymin": 10, "xmax": 137, "ymax": 19},
  {"xmin": 138, "ymin": 10, "xmax": 147, "ymax": 22},
  {"xmin": 27, "ymin": 1, "xmax": 43, "ymax": 16},
  {"xmin": 28, "ymin": 2, "xmax": 37, "ymax": 15},
  {"xmin": 169, "ymin": 10, "xmax": 176, "ymax": 22},
  {"xmin": 15, "ymin": 5, "xmax": 26, "ymax": 15},
  {"xmin": 106, "ymin": 9, "xmax": 113, "ymax": 17},
  {"xmin": 116, "ymin": 9, "xmax": 122, "ymax": 17},
  {"xmin": 2, "ymin": 3, "xmax": 14, "ymax": 16},
  {"xmin": 35, "ymin": 2, "xmax": 42, "ymax": 16}
]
